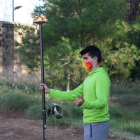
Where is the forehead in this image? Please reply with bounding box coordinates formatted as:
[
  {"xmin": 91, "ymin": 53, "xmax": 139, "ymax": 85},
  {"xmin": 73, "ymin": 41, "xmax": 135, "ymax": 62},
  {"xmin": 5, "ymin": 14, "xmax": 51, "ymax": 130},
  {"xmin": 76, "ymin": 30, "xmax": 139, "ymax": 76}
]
[{"xmin": 82, "ymin": 53, "xmax": 91, "ymax": 59}]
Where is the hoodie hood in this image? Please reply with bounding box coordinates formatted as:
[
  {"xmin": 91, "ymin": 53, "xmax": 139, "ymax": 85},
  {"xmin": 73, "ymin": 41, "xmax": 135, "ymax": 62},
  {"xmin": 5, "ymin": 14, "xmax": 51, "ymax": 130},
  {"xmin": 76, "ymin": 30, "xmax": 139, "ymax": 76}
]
[
  {"xmin": 89, "ymin": 67, "xmax": 111, "ymax": 87},
  {"xmin": 89, "ymin": 67, "xmax": 108, "ymax": 76}
]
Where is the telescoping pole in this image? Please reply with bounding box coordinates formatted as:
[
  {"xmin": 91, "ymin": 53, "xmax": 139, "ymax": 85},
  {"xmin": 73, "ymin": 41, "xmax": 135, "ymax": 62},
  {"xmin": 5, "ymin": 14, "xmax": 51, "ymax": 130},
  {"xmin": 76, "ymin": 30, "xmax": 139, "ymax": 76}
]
[
  {"xmin": 39, "ymin": 22, "xmax": 46, "ymax": 140},
  {"xmin": 33, "ymin": 20, "xmax": 47, "ymax": 140}
]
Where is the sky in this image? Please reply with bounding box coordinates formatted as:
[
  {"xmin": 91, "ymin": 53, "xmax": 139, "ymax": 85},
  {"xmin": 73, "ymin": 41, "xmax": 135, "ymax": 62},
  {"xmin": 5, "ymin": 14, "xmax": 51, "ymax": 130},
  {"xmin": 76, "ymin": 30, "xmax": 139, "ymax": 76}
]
[{"xmin": 0, "ymin": 0, "xmax": 44, "ymax": 23}]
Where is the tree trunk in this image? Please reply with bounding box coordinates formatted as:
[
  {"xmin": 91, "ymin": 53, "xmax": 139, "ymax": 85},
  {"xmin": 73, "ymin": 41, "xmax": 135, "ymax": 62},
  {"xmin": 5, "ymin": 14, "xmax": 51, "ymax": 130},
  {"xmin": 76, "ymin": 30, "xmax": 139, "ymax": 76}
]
[{"xmin": 66, "ymin": 72, "xmax": 70, "ymax": 91}]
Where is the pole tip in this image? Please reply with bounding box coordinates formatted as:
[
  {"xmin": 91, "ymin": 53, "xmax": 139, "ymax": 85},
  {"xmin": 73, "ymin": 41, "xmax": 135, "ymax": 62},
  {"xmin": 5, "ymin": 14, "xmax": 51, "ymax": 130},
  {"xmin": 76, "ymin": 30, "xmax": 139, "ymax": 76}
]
[{"xmin": 33, "ymin": 20, "xmax": 47, "ymax": 24}]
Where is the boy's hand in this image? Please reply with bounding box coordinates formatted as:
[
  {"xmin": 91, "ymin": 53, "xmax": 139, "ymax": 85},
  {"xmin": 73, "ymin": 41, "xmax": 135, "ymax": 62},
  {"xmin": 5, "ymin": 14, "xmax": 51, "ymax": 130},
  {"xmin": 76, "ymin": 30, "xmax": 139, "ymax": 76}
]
[
  {"xmin": 40, "ymin": 83, "xmax": 50, "ymax": 94},
  {"xmin": 75, "ymin": 95, "xmax": 84, "ymax": 106}
]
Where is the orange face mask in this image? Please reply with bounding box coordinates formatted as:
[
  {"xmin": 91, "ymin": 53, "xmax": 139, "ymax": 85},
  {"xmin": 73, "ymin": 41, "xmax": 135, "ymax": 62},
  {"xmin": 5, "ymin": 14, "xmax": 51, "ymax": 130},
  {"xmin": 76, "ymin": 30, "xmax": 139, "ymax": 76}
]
[
  {"xmin": 82, "ymin": 62, "xmax": 93, "ymax": 71},
  {"xmin": 82, "ymin": 58, "xmax": 95, "ymax": 71}
]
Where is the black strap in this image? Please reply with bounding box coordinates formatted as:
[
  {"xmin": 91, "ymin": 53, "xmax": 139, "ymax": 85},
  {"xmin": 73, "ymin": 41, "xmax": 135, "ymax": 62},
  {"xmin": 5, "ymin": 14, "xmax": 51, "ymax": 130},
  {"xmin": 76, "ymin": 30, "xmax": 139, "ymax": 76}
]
[{"xmin": 90, "ymin": 124, "xmax": 92, "ymax": 138}]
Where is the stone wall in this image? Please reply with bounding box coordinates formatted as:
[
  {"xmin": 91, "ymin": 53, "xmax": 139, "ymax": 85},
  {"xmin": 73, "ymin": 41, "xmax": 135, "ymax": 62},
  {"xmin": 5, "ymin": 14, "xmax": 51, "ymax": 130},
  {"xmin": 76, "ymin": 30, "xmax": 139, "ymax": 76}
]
[
  {"xmin": 0, "ymin": 21, "xmax": 14, "ymax": 81},
  {"xmin": 0, "ymin": 21, "xmax": 40, "ymax": 84}
]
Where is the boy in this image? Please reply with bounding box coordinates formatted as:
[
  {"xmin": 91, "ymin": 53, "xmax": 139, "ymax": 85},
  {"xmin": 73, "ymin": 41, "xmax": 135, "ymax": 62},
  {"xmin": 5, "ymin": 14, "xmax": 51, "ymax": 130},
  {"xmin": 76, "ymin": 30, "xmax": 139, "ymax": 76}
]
[{"xmin": 40, "ymin": 45, "xmax": 111, "ymax": 140}]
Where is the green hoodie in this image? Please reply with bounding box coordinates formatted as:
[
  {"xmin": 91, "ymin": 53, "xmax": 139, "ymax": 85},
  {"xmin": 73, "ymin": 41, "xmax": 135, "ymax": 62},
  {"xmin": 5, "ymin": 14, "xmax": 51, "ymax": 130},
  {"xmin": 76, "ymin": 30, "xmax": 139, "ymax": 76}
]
[{"xmin": 50, "ymin": 67, "xmax": 111, "ymax": 124}]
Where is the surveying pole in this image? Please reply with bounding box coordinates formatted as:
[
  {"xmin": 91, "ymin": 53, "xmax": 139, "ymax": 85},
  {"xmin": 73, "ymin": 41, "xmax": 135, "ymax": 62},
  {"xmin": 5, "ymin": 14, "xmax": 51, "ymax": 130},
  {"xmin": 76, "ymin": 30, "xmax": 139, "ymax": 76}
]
[{"xmin": 33, "ymin": 20, "xmax": 47, "ymax": 140}]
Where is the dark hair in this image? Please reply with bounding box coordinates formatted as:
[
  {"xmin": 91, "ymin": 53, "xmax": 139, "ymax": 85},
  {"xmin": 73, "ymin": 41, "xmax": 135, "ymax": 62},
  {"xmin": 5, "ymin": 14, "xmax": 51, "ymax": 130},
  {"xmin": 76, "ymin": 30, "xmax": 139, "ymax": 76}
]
[{"xmin": 80, "ymin": 45, "xmax": 102, "ymax": 63}]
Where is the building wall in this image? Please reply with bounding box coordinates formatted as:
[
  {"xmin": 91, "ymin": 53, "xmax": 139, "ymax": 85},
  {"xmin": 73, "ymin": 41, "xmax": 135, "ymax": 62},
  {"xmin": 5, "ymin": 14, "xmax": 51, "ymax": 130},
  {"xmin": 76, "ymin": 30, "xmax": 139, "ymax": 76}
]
[
  {"xmin": 0, "ymin": 21, "xmax": 41, "ymax": 84},
  {"xmin": 0, "ymin": 21, "xmax": 14, "ymax": 81}
]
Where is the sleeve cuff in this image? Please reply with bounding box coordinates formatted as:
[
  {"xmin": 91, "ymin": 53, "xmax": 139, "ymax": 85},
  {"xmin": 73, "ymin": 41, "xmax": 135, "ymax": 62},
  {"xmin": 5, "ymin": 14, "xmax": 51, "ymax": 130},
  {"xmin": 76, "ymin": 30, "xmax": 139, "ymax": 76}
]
[
  {"xmin": 80, "ymin": 101, "xmax": 87, "ymax": 108},
  {"xmin": 49, "ymin": 89, "xmax": 53, "ymax": 97}
]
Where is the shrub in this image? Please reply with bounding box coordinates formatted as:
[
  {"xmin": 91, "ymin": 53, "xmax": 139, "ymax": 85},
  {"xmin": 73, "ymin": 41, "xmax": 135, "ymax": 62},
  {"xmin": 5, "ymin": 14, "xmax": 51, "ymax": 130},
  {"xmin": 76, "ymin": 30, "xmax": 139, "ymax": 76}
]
[
  {"xmin": 0, "ymin": 93, "xmax": 41, "ymax": 111},
  {"xmin": 121, "ymin": 121, "xmax": 140, "ymax": 135}
]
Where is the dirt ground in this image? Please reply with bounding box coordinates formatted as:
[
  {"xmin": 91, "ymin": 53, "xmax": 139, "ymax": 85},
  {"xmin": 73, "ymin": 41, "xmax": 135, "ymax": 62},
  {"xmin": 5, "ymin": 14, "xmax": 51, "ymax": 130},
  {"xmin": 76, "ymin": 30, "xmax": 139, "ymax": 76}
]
[{"xmin": 0, "ymin": 110, "xmax": 116, "ymax": 140}]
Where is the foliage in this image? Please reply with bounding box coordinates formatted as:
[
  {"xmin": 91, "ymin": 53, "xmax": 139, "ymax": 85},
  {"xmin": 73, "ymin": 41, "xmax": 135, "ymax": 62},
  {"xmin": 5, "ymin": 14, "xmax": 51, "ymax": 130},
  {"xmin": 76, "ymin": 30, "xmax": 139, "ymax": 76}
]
[
  {"xmin": 121, "ymin": 121, "xmax": 140, "ymax": 135},
  {"xmin": 14, "ymin": 24, "xmax": 40, "ymax": 72},
  {"xmin": 125, "ymin": 0, "xmax": 140, "ymax": 22},
  {"xmin": 15, "ymin": 0, "xmax": 128, "ymax": 90},
  {"xmin": 1, "ymin": 82, "xmax": 140, "ymax": 138},
  {"xmin": 0, "ymin": 93, "xmax": 41, "ymax": 111},
  {"xmin": 100, "ymin": 20, "xmax": 140, "ymax": 79}
]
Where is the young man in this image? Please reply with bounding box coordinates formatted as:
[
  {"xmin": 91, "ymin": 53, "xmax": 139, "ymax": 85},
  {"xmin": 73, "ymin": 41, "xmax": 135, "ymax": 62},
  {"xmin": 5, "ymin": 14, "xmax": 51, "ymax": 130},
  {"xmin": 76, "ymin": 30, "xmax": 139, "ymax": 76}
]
[{"xmin": 40, "ymin": 45, "xmax": 111, "ymax": 140}]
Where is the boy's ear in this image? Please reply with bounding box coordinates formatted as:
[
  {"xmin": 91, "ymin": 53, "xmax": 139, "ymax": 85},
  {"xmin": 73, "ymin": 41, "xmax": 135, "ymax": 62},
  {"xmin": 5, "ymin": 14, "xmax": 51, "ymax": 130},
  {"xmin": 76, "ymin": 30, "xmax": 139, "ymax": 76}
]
[{"xmin": 94, "ymin": 56, "xmax": 98, "ymax": 62}]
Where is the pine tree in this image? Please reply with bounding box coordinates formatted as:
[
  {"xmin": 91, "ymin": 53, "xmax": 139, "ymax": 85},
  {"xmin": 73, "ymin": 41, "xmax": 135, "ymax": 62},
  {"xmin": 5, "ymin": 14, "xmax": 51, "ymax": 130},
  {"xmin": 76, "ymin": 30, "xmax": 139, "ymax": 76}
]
[
  {"xmin": 100, "ymin": 20, "xmax": 140, "ymax": 79},
  {"xmin": 15, "ymin": 0, "xmax": 128, "ymax": 90}
]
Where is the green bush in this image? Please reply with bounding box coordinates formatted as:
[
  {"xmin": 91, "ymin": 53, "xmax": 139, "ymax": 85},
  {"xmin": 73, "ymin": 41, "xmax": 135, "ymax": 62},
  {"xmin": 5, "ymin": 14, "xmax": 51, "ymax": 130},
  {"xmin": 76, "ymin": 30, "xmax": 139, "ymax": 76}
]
[
  {"xmin": 26, "ymin": 105, "xmax": 42, "ymax": 119},
  {"xmin": 109, "ymin": 106, "xmax": 136, "ymax": 120},
  {"xmin": 109, "ymin": 107, "xmax": 124, "ymax": 118},
  {"xmin": 59, "ymin": 102, "xmax": 83, "ymax": 118},
  {"xmin": 0, "ymin": 93, "xmax": 41, "ymax": 111},
  {"xmin": 121, "ymin": 121, "xmax": 140, "ymax": 135},
  {"xmin": 110, "ymin": 80, "xmax": 140, "ymax": 95},
  {"xmin": 0, "ymin": 81, "xmax": 140, "ymax": 138}
]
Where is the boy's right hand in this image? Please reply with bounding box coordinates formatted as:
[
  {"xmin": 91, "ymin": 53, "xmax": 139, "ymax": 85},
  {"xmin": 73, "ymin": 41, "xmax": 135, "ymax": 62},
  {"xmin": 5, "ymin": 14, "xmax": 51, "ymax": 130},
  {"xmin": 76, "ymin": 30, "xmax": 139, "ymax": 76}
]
[{"xmin": 40, "ymin": 83, "xmax": 50, "ymax": 94}]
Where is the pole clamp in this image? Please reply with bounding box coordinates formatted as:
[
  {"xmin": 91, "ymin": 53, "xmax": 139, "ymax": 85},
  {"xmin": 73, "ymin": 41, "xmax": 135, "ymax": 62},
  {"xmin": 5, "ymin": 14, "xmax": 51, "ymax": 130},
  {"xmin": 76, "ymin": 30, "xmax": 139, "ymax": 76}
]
[{"xmin": 42, "ymin": 110, "xmax": 46, "ymax": 115}]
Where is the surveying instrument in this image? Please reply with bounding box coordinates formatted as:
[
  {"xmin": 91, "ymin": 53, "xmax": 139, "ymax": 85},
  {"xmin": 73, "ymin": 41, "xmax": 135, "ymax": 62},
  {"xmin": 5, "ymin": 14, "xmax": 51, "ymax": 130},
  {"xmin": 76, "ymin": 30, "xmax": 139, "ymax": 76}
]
[{"xmin": 33, "ymin": 20, "xmax": 63, "ymax": 140}]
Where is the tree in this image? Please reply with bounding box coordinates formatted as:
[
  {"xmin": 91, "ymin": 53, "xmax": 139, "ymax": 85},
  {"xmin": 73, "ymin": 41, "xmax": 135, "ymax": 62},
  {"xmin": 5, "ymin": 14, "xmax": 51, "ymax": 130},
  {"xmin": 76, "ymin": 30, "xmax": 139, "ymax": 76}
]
[
  {"xmin": 15, "ymin": 0, "xmax": 128, "ymax": 90},
  {"xmin": 125, "ymin": 0, "xmax": 140, "ymax": 22},
  {"xmin": 100, "ymin": 20, "xmax": 140, "ymax": 79}
]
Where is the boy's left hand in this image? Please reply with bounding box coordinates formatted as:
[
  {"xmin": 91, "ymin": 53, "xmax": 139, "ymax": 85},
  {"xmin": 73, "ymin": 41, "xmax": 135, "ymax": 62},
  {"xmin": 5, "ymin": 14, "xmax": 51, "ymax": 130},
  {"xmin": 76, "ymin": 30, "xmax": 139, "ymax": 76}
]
[{"xmin": 75, "ymin": 95, "xmax": 84, "ymax": 106}]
